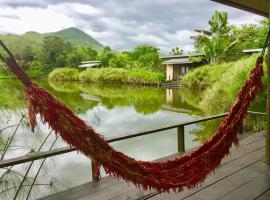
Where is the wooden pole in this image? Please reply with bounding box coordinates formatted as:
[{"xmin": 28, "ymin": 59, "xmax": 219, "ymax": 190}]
[
  {"xmin": 266, "ymin": 7, "xmax": 270, "ymax": 165},
  {"xmin": 177, "ymin": 126, "xmax": 185, "ymax": 153}
]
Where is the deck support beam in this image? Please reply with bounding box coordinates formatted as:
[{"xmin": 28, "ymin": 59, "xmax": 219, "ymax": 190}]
[{"xmin": 266, "ymin": 6, "xmax": 270, "ymax": 165}]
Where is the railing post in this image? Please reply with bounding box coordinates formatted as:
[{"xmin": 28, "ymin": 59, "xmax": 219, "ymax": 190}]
[
  {"xmin": 177, "ymin": 126, "xmax": 185, "ymax": 153},
  {"xmin": 267, "ymin": 28, "xmax": 270, "ymax": 164},
  {"xmin": 91, "ymin": 158, "xmax": 99, "ymax": 182},
  {"xmin": 239, "ymin": 120, "xmax": 244, "ymax": 134}
]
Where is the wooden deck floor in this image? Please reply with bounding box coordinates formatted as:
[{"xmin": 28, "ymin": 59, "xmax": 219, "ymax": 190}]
[{"xmin": 39, "ymin": 131, "xmax": 270, "ymax": 200}]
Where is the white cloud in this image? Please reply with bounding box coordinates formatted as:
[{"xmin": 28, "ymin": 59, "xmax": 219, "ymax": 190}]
[
  {"xmin": 71, "ymin": 3, "xmax": 103, "ymax": 16},
  {"xmin": 0, "ymin": 0, "xmax": 265, "ymax": 53},
  {"xmin": 129, "ymin": 34, "xmax": 167, "ymax": 46},
  {"xmin": 0, "ymin": 6, "xmax": 75, "ymax": 34}
]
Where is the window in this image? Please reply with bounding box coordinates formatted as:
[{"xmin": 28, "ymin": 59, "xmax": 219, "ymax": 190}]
[{"xmin": 181, "ymin": 67, "xmax": 186, "ymax": 75}]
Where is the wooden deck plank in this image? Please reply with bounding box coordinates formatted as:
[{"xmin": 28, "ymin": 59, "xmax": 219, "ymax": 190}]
[
  {"xmin": 148, "ymin": 149, "xmax": 265, "ymax": 200},
  {"xmin": 182, "ymin": 161, "xmax": 270, "ymax": 200},
  {"xmin": 256, "ymin": 189, "xmax": 270, "ymax": 200},
  {"xmin": 38, "ymin": 132, "xmax": 267, "ymax": 200},
  {"xmin": 108, "ymin": 132, "xmax": 267, "ymax": 200},
  {"xmin": 218, "ymin": 170, "xmax": 270, "ymax": 200}
]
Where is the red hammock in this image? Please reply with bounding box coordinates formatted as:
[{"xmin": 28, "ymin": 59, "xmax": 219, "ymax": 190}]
[{"xmin": 0, "ymin": 41, "xmax": 265, "ymax": 192}]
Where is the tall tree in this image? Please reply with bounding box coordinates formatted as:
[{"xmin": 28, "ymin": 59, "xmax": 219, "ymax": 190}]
[
  {"xmin": 193, "ymin": 11, "xmax": 237, "ymax": 64},
  {"xmin": 129, "ymin": 44, "xmax": 160, "ymax": 70},
  {"xmin": 39, "ymin": 36, "xmax": 73, "ymax": 68},
  {"xmin": 66, "ymin": 46, "xmax": 98, "ymax": 68},
  {"xmin": 98, "ymin": 46, "xmax": 115, "ymax": 67},
  {"xmin": 108, "ymin": 52, "xmax": 130, "ymax": 68}
]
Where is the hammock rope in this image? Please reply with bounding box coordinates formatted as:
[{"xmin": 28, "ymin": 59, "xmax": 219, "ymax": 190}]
[{"xmin": 0, "ymin": 29, "xmax": 268, "ymax": 192}]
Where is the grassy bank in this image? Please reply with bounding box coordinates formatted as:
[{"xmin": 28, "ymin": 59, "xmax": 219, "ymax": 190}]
[
  {"xmin": 48, "ymin": 68, "xmax": 165, "ymax": 85},
  {"xmin": 182, "ymin": 54, "xmax": 267, "ymax": 114}
]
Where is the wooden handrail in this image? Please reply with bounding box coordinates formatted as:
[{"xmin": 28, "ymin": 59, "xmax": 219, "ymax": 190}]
[{"xmin": 0, "ymin": 111, "xmax": 265, "ymax": 168}]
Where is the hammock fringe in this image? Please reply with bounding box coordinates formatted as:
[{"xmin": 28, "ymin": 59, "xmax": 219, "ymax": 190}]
[{"xmin": 23, "ymin": 57, "xmax": 264, "ymax": 192}]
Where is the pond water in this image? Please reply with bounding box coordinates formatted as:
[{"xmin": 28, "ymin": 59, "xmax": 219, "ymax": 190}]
[{"xmin": 0, "ymin": 79, "xmax": 222, "ymax": 199}]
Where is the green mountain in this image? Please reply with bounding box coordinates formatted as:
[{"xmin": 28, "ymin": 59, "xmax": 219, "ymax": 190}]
[
  {"xmin": 46, "ymin": 27, "xmax": 103, "ymax": 50},
  {"xmin": 0, "ymin": 27, "xmax": 103, "ymax": 51}
]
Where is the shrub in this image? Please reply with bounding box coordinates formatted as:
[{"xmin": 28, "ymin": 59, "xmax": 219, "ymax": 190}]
[
  {"xmin": 182, "ymin": 54, "xmax": 266, "ymax": 114},
  {"xmin": 128, "ymin": 69, "xmax": 165, "ymax": 85},
  {"xmin": 181, "ymin": 61, "xmax": 234, "ymax": 90},
  {"xmin": 79, "ymin": 68, "xmax": 165, "ymax": 85},
  {"xmin": 48, "ymin": 68, "xmax": 80, "ymax": 81},
  {"xmin": 79, "ymin": 68, "xmax": 101, "ymax": 82}
]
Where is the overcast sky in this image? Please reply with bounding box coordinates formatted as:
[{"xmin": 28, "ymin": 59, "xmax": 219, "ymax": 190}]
[{"xmin": 0, "ymin": 0, "xmax": 264, "ymax": 54}]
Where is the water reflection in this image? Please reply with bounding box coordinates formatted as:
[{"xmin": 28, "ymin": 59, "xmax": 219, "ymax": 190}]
[{"xmin": 0, "ymin": 79, "xmax": 222, "ymax": 199}]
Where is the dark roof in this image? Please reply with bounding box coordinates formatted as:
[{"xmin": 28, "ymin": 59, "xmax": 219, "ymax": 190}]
[
  {"xmin": 162, "ymin": 58, "xmax": 193, "ymax": 65},
  {"xmin": 160, "ymin": 54, "xmax": 202, "ymax": 59},
  {"xmin": 211, "ymin": 0, "xmax": 268, "ymax": 17}
]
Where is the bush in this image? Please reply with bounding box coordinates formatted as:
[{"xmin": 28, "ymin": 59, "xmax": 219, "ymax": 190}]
[
  {"xmin": 128, "ymin": 69, "xmax": 165, "ymax": 85},
  {"xmin": 26, "ymin": 68, "xmax": 43, "ymax": 79},
  {"xmin": 77, "ymin": 68, "xmax": 165, "ymax": 85},
  {"xmin": 80, "ymin": 68, "xmax": 128, "ymax": 83},
  {"xmin": 181, "ymin": 61, "xmax": 234, "ymax": 90},
  {"xmin": 182, "ymin": 54, "xmax": 267, "ymax": 114},
  {"xmin": 48, "ymin": 68, "xmax": 80, "ymax": 81}
]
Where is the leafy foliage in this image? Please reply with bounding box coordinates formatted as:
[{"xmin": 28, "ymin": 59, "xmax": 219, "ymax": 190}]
[
  {"xmin": 108, "ymin": 52, "xmax": 131, "ymax": 69},
  {"xmin": 51, "ymin": 67, "xmax": 165, "ymax": 85},
  {"xmin": 193, "ymin": 12, "xmax": 269, "ymax": 64},
  {"xmin": 0, "ymin": 27, "xmax": 102, "ymax": 70},
  {"xmin": 98, "ymin": 47, "xmax": 116, "ymax": 67},
  {"xmin": 129, "ymin": 45, "xmax": 161, "ymax": 70},
  {"xmin": 193, "ymin": 11, "xmax": 237, "ymax": 64},
  {"xmin": 230, "ymin": 19, "xmax": 268, "ymax": 52},
  {"xmin": 170, "ymin": 47, "xmax": 184, "ymax": 55},
  {"xmin": 39, "ymin": 36, "xmax": 74, "ymax": 68},
  {"xmin": 66, "ymin": 46, "xmax": 98, "ymax": 68},
  {"xmin": 48, "ymin": 68, "xmax": 80, "ymax": 81},
  {"xmin": 182, "ymin": 54, "xmax": 267, "ymax": 114}
]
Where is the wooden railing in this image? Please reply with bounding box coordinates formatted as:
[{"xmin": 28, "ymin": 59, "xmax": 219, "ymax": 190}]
[{"xmin": 0, "ymin": 111, "xmax": 266, "ymax": 181}]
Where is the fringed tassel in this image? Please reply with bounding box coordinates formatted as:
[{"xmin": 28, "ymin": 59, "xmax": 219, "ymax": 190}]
[{"xmin": 23, "ymin": 58, "xmax": 264, "ymax": 192}]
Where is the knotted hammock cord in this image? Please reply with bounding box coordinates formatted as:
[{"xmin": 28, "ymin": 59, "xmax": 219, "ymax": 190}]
[{"xmin": 0, "ymin": 28, "xmax": 269, "ymax": 192}]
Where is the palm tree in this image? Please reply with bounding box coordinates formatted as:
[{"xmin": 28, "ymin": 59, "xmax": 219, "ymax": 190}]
[{"xmin": 193, "ymin": 11, "xmax": 238, "ymax": 64}]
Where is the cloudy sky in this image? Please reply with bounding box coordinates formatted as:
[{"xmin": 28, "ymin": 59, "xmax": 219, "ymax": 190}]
[{"xmin": 0, "ymin": 0, "xmax": 264, "ymax": 53}]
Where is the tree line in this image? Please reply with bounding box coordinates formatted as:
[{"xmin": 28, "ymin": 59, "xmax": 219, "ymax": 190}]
[
  {"xmin": 0, "ymin": 10, "xmax": 268, "ymax": 77},
  {"xmin": 0, "ymin": 35, "xmax": 161, "ymax": 77},
  {"xmin": 192, "ymin": 11, "xmax": 268, "ymax": 64}
]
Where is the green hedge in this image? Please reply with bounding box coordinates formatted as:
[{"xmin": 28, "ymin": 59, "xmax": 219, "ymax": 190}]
[
  {"xmin": 48, "ymin": 68, "xmax": 80, "ymax": 81},
  {"xmin": 49, "ymin": 67, "xmax": 165, "ymax": 85}
]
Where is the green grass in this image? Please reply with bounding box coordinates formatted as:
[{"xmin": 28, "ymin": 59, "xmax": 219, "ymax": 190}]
[
  {"xmin": 48, "ymin": 68, "xmax": 80, "ymax": 81},
  {"xmin": 181, "ymin": 61, "xmax": 234, "ymax": 90},
  {"xmin": 182, "ymin": 54, "xmax": 267, "ymax": 114},
  {"xmin": 50, "ymin": 67, "xmax": 165, "ymax": 85}
]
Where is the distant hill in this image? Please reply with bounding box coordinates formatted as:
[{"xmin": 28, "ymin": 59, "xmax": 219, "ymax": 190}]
[
  {"xmin": 0, "ymin": 27, "xmax": 104, "ymax": 51},
  {"xmin": 46, "ymin": 27, "xmax": 103, "ymax": 50}
]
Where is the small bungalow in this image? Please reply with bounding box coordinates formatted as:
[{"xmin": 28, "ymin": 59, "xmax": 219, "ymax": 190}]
[
  {"xmin": 79, "ymin": 61, "xmax": 101, "ymax": 69},
  {"xmin": 161, "ymin": 54, "xmax": 203, "ymax": 81}
]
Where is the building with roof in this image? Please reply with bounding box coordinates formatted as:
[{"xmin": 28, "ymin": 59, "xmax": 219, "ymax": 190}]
[
  {"xmin": 161, "ymin": 54, "xmax": 203, "ymax": 81},
  {"xmin": 79, "ymin": 61, "xmax": 101, "ymax": 69}
]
